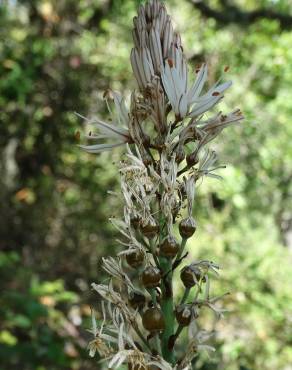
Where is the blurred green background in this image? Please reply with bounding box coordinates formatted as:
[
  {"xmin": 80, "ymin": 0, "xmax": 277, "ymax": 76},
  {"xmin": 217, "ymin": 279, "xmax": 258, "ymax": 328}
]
[{"xmin": 1, "ymin": 0, "xmax": 292, "ymax": 369}]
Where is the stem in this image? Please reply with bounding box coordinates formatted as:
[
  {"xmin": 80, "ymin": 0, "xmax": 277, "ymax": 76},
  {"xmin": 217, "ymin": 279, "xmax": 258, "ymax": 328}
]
[
  {"xmin": 158, "ymin": 188, "xmax": 175, "ymax": 363},
  {"xmin": 169, "ymin": 324, "xmax": 184, "ymax": 350},
  {"xmin": 173, "ymin": 238, "xmax": 187, "ymax": 268},
  {"xmin": 149, "ymin": 238, "xmax": 161, "ymax": 269},
  {"xmin": 160, "ymin": 256, "xmax": 175, "ymax": 363},
  {"xmin": 149, "ymin": 288, "xmax": 157, "ymax": 306},
  {"xmin": 180, "ymin": 288, "xmax": 190, "ymax": 305}
]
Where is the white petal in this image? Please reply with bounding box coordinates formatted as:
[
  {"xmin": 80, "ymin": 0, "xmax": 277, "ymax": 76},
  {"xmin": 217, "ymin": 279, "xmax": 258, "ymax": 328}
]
[
  {"xmin": 187, "ymin": 64, "xmax": 208, "ymax": 104},
  {"xmin": 79, "ymin": 142, "xmax": 125, "ymax": 153},
  {"xmin": 189, "ymin": 96, "xmax": 223, "ymax": 117}
]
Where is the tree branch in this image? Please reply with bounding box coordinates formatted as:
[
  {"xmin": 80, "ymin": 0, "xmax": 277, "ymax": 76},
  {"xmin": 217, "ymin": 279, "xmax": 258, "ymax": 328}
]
[{"xmin": 190, "ymin": 0, "xmax": 292, "ymax": 30}]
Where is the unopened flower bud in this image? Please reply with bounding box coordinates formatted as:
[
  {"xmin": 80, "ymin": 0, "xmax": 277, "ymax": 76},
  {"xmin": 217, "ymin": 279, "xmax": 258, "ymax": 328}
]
[
  {"xmin": 180, "ymin": 265, "xmax": 205, "ymax": 288},
  {"xmin": 179, "ymin": 217, "xmax": 196, "ymax": 239},
  {"xmin": 142, "ymin": 307, "xmax": 165, "ymax": 332},
  {"xmin": 126, "ymin": 249, "xmax": 144, "ymax": 268},
  {"xmin": 175, "ymin": 304, "xmax": 192, "ymax": 326},
  {"xmin": 160, "ymin": 235, "xmax": 179, "ymax": 259},
  {"xmin": 129, "ymin": 291, "xmax": 146, "ymax": 310},
  {"xmin": 142, "ymin": 266, "xmax": 161, "ymax": 288},
  {"xmin": 140, "ymin": 219, "xmax": 159, "ymax": 239}
]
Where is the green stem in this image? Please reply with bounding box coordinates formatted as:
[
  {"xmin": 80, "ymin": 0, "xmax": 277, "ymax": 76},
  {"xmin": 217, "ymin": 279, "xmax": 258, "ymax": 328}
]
[
  {"xmin": 160, "ymin": 256, "xmax": 175, "ymax": 364},
  {"xmin": 170, "ymin": 324, "xmax": 184, "ymax": 349},
  {"xmin": 156, "ymin": 180, "xmax": 175, "ymax": 363},
  {"xmin": 149, "ymin": 238, "xmax": 161, "ymax": 269},
  {"xmin": 149, "ymin": 288, "xmax": 157, "ymax": 306},
  {"xmin": 172, "ymin": 238, "xmax": 187, "ymax": 269},
  {"xmin": 177, "ymin": 238, "xmax": 187, "ymax": 261},
  {"xmin": 180, "ymin": 288, "xmax": 190, "ymax": 305}
]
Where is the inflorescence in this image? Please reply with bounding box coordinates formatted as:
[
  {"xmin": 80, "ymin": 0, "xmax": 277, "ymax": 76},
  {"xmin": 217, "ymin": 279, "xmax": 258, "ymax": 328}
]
[{"xmin": 79, "ymin": 1, "xmax": 243, "ymax": 369}]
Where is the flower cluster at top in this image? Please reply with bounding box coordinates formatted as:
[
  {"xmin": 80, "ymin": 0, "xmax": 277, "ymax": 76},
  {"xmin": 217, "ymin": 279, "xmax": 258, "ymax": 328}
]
[{"xmin": 79, "ymin": 1, "xmax": 243, "ymax": 369}]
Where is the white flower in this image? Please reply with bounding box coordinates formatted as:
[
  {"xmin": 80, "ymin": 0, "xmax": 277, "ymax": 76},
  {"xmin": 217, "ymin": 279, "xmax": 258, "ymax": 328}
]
[
  {"xmin": 161, "ymin": 50, "xmax": 188, "ymax": 119},
  {"xmin": 161, "ymin": 47, "xmax": 233, "ymax": 120},
  {"xmin": 196, "ymin": 149, "xmax": 225, "ymax": 180},
  {"xmin": 78, "ymin": 90, "xmax": 132, "ymax": 153},
  {"xmin": 92, "ymin": 281, "xmax": 136, "ymax": 325}
]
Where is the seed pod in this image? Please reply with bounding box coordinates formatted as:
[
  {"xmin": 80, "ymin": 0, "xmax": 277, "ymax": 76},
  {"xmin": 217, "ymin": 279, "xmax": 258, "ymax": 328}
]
[
  {"xmin": 160, "ymin": 235, "xmax": 179, "ymax": 259},
  {"xmin": 180, "ymin": 265, "xmax": 204, "ymax": 288},
  {"xmin": 140, "ymin": 219, "xmax": 159, "ymax": 239},
  {"xmin": 179, "ymin": 217, "xmax": 196, "ymax": 239},
  {"xmin": 175, "ymin": 304, "xmax": 192, "ymax": 326},
  {"xmin": 129, "ymin": 291, "xmax": 146, "ymax": 310},
  {"xmin": 142, "ymin": 266, "xmax": 161, "ymax": 288},
  {"xmin": 142, "ymin": 307, "xmax": 165, "ymax": 332},
  {"xmin": 126, "ymin": 249, "xmax": 144, "ymax": 268}
]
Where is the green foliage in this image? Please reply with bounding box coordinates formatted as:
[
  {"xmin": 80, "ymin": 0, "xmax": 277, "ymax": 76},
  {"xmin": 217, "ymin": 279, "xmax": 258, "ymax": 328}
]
[
  {"xmin": 0, "ymin": 252, "xmax": 85, "ymax": 370},
  {"xmin": 1, "ymin": 0, "xmax": 292, "ymax": 369}
]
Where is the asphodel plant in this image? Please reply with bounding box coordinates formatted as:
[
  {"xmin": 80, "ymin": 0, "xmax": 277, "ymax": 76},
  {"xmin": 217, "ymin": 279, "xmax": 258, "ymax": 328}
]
[{"xmin": 79, "ymin": 1, "xmax": 243, "ymax": 369}]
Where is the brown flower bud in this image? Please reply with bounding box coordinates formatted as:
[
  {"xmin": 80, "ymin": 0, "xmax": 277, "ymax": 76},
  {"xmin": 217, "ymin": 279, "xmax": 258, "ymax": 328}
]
[
  {"xmin": 159, "ymin": 235, "xmax": 179, "ymax": 259},
  {"xmin": 126, "ymin": 249, "xmax": 144, "ymax": 268},
  {"xmin": 175, "ymin": 304, "xmax": 192, "ymax": 326},
  {"xmin": 179, "ymin": 217, "xmax": 196, "ymax": 239},
  {"xmin": 140, "ymin": 219, "xmax": 159, "ymax": 239},
  {"xmin": 142, "ymin": 307, "xmax": 165, "ymax": 332},
  {"xmin": 129, "ymin": 291, "xmax": 146, "ymax": 310},
  {"xmin": 142, "ymin": 266, "xmax": 161, "ymax": 288},
  {"xmin": 180, "ymin": 265, "xmax": 205, "ymax": 288}
]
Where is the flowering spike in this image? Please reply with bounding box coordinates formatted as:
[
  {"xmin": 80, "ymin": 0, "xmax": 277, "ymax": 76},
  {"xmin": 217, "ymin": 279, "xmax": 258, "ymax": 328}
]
[{"xmin": 78, "ymin": 1, "xmax": 244, "ymax": 369}]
